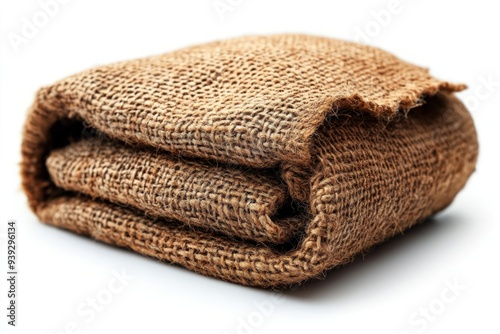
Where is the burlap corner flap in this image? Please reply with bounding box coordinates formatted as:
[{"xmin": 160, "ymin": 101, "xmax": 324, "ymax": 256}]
[{"xmin": 21, "ymin": 34, "xmax": 478, "ymax": 288}]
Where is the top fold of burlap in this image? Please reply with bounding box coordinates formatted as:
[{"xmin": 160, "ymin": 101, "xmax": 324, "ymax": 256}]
[{"xmin": 31, "ymin": 34, "xmax": 465, "ymax": 168}]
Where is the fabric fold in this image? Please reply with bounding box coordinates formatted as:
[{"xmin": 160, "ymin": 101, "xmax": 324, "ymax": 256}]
[
  {"xmin": 21, "ymin": 34, "xmax": 478, "ymax": 287},
  {"xmin": 45, "ymin": 137, "xmax": 301, "ymax": 244}
]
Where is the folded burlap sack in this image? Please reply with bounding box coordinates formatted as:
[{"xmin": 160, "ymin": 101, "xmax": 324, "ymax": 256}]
[{"xmin": 22, "ymin": 34, "xmax": 478, "ymax": 288}]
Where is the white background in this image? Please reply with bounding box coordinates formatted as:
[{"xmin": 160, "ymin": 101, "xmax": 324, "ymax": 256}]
[{"xmin": 1, "ymin": 0, "xmax": 499, "ymax": 333}]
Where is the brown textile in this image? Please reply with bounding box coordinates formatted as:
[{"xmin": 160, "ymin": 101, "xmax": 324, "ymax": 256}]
[{"xmin": 21, "ymin": 34, "xmax": 478, "ymax": 288}]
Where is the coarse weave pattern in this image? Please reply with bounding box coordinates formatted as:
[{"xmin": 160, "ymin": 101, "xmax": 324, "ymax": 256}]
[{"xmin": 21, "ymin": 34, "xmax": 478, "ymax": 288}]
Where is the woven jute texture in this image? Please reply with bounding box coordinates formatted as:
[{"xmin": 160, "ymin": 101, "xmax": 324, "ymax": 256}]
[{"xmin": 21, "ymin": 34, "xmax": 478, "ymax": 288}]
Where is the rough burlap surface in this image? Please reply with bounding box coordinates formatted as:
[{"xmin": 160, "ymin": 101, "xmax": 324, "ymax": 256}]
[{"xmin": 21, "ymin": 34, "xmax": 478, "ymax": 288}]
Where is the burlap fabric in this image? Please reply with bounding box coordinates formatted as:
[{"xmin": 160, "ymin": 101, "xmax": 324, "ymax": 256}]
[{"xmin": 21, "ymin": 34, "xmax": 478, "ymax": 288}]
